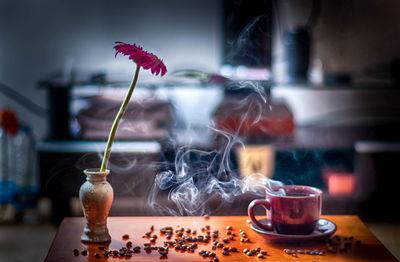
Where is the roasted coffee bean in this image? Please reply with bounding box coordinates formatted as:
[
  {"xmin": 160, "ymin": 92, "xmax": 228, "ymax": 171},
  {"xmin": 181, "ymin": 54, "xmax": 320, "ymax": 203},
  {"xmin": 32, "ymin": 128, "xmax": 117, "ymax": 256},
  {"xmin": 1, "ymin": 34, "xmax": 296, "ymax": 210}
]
[
  {"xmin": 258, "ymin": 254, "xmax": 264, "ymax": 258},
  {"xmin": 319, "ymin": 251, "xmax": 326, "ymax": 256},
  {"xmin": 103, "ymin": 253, "xmax": 109, "ymax": 258},
  {"xmin": 240, "ymin": 238, "xmax": 245, "ymax": 242},
  {"xmin": 214, "ymin": 258, "xmax": 219, "ymax": 262},
  {"xmin": 260, "ymin": 250, "xmax": 267, "ymax": 255},
  {"xmin": 98, "ymin": 246, "xmax": 105, "ymax": 250},
  {"xmin": 204, "ymin": 214, "xmax": 210, "ymax": 219},
  {"xmin": 217, "ymin": 243, "xmax": 224, "ymax": 248},
  {"xmin": 150, "ymin": 238, "xmax": 156, "ymax": 242},
  {"xmin": 94, "ymin": 253, "xmax": 101, "ymax": 258},
  {"xmin": 222, "ymin": 238, "xmax": 229, "ymax": 243},
  {"xmin": 284, "ymin": 249, "xmax": 293, "ymax": 254},
  {"xmin": 122, "ymin": 234, "xmax": 129, "ymax": 239},
  {"xmin": 73, "ymin": 249, "xmax": 79, "ymax": 256},
  {"xmin": 291, "ymin": 253, "xmax": 298, "ymax": 257},
  {"xmin": 243, "ymin": 249, "xmax": 249, "ymax": 253},
  {"xmin": 125, "ymin": 253, "xmax": 132, "ymax": 258},
  {"xmin": 177, "ymin": 232, "xmax": 183, "ymax": 237},
  {"xmin": 229, "ymin": 236, "xmax": 234, "ymax": 240},
  {"xmin": 223, "ymin": 247, "xmax": 229, "ymax": 251},
  {"xmin": 209, "ymin": 252, "xmax": 216, "ymax": 257},
  {"xmin": 206, "ymin": 231, "xmax": 211, "ymax": 235},
  {"xmin": 81, "ymin": 250, "xmax": 88, "ymax": 256},
  {"xmin": 250, "ymin": 250, "xmax": 256, "ymax": 255},
  {"xmin": 201, "ymin": 227, "xmax": 205, "ymax": 231},
  {"xmin": 297, "ymin": 249, "xmax": 303, "ymax": 254},
  {"xmin": 256, "ymin": 248, "xmax": 261, "ymax": 252},
  {"xmin": 159, "ymin": 251, "xmax": 168, "ymax": 256},
  {"xmin": 226, "ymin": 231, "xmax": 232, "ymax": 235},
  {"xmin": 205, "ymin": 225, "xmax": 211, "ymax": 230},
  {"xmin": 226, "ymin": 226, "xmax": 232, "ymax": 230},
  {"xmin": 246, "ymin": 251, "xmax": 252, "ymax": 256},
  {"xmin": 186, "ymin": 229, "xmax": 191, "ymax": 234},
  {"xmin": 229, "ymin": 247, "xmax": 237, "ymax": 252},
  {"xmin": 199, "ymin": 250, "xmax": 206, "ymax": 254},
  {"xmin": 212, "ymin": 246, "xmax": 216, "ymax": 250},
  {"xmin": 145, "ymin": 232, "xmax": 151, "ymax": 237},
  {"xmin": 144, "ymin": 243, "xmax": 151, "ymax": 247},
  {"xmin": 202, "ymin": 253, "xmax": 209, "ymax": 257},
  {"xmin": 150, "ymin": 225, "xmax": 154, "ymax": 231},
  {"xmin": 222, "ymin": 251, "xmax": 229, "ymax": 256}
]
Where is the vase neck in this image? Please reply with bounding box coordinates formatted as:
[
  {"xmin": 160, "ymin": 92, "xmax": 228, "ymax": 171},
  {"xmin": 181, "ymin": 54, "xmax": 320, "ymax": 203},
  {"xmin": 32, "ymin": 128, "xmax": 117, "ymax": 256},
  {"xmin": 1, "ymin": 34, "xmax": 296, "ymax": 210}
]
[{"xmin": 83, "ymin": 168, "xmax": 110, "ymax": 183}]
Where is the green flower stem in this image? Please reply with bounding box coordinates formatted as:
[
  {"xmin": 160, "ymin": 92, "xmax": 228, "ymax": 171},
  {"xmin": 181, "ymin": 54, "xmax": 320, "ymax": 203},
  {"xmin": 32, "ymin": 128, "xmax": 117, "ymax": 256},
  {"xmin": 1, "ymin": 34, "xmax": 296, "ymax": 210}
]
[{"xmin": 100, "ymin": 64, "xmax": 140, "ymax": 172}]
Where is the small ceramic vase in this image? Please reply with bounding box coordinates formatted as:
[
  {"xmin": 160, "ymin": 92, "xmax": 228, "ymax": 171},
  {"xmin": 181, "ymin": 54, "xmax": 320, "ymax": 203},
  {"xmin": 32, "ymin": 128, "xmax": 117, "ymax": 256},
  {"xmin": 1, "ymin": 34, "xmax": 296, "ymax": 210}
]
[{"xmin": 79, "ymin": 168, "xmax": 113, "ymax": 242}]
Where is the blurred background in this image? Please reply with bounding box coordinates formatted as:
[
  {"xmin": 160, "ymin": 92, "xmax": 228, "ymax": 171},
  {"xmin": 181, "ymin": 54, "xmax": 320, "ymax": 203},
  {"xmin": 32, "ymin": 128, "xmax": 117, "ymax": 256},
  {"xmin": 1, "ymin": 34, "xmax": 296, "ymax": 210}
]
[{"xmin": 1, "ymin": 0, "xmax": 400, "ymax": 261}]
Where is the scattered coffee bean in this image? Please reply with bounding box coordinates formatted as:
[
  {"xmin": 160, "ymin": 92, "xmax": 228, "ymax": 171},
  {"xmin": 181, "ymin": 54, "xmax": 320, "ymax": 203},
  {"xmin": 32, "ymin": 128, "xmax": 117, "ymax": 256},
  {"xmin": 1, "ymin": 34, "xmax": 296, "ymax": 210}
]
[
  {"xmin": 243, "ymin": 248, "xmax": 249, "ymax": 253},
  {"xmin": 229, "ymin": 247, "xmax": 237, "ymax": 252},
  {"xmin": 122, "ymin": 234, "xmax": 129, "ymax": 239},
  {"xmin": 222, "ymin": 251, "xmax": 229, "ymax": 256},
  {"xmin": 246, "ymin": 251, "xmax": 252, "ymax": 256},
  {"xmin": 81, "ymin": 250, "xmax": 87, "ymax": 256},
  {"xmin": 205, "ymin": 225, "xmax": 211, "ymax": 230},
  {"xmin": 94, "ymin": 253, "xmax": 100, "ymax": 258},
  {"xmin": 223, "ymin": 247, "xmax": 229, "ymax": 251},
  {"xmin": 204, "ymin": 214, "xmax": 210, "ymax": 219},
  {"xmin": 258, "ymin": 254, "xmax": 264, "ymax": 258},
  {"xmin": 73, "ymin": 249, "xmax": 79, "ymax": 256},
  {"xmin": 260, "ymin": 250, "xmax": 267, "ymax": 255},
  {"xmin": 126, "ymin": 241, "xmax": 132, "ymax": 248},
  {"xmin": 226, "ymin": 226, "xmax": 232, "ymax": 230},
  {"xmin": 214, "ymin": 258, "xmax": 219, "ymax": 262}
]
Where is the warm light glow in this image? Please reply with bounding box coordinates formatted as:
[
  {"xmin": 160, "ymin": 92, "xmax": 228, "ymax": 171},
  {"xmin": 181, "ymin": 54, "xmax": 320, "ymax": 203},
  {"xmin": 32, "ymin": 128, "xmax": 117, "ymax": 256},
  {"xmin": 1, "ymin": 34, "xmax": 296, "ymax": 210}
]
[{"xmin": 327, "ymin": 173, "xmax": 356, "ymax": 196}]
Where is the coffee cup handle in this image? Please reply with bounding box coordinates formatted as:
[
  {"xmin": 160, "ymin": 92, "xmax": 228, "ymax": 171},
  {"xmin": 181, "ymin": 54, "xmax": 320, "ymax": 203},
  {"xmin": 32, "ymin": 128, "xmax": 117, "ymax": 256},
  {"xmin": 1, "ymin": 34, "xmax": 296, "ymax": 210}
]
[{"xmin": 248, "ymin": 199, "xmax": 273, "ymax": 231}]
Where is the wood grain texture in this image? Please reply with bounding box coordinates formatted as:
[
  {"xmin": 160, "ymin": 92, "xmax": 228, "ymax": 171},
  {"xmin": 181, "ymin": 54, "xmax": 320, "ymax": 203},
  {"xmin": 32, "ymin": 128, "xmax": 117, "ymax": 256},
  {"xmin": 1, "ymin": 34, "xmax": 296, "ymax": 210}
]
[{"xmin": 45, "ymin": 215, "xmax": 397, "ymax": 262}]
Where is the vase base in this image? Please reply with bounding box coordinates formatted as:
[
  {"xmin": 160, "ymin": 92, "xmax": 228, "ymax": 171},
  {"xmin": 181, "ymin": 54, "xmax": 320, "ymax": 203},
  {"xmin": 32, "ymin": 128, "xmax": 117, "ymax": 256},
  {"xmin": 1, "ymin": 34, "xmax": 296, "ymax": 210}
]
[{"xmin": 81, "ymin": 225, "xmax": 111, "ymax": 243}]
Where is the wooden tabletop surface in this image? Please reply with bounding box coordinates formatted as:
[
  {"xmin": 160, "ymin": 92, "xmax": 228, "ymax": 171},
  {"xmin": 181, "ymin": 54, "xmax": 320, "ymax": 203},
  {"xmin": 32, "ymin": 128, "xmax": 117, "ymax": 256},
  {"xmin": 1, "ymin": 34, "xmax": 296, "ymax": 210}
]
[{"xmin": 45, "ymin": 215, "xmax": 397, "ymax": 262}]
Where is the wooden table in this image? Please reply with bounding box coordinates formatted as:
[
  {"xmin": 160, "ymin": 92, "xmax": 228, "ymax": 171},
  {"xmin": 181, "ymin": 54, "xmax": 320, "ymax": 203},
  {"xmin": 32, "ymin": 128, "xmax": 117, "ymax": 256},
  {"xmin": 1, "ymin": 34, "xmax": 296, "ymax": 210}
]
[{"xmin": 45, "ymin": 215, "xmax": 397, "ymax": 262}]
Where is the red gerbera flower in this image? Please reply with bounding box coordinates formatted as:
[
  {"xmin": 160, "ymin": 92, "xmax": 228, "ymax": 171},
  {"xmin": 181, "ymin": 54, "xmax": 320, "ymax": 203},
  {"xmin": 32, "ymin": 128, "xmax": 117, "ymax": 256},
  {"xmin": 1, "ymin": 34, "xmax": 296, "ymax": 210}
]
[{"xmin": 114, "ymin": 41, "xmax": 167, "ymax": 76}]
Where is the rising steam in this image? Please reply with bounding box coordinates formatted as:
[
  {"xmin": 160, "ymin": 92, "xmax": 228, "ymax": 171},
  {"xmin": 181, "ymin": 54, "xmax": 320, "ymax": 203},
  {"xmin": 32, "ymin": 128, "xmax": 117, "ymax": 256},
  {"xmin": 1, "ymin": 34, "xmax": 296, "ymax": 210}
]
[{"xmin": 147, "ymin": 81, "xmax": 284, "ymax": 216}]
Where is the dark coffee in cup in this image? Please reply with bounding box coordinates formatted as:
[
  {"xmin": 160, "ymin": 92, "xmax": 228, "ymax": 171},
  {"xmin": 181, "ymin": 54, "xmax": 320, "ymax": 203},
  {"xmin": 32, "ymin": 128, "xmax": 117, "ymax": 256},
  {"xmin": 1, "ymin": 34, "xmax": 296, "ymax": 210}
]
[{"xmin": 248, "ymin": 185, "xmax": 322, "ymax": 235}]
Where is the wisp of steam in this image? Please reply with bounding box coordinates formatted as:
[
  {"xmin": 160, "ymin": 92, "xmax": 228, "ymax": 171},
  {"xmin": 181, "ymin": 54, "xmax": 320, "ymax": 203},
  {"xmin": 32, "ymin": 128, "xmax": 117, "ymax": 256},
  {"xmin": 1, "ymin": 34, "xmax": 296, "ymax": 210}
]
[{"xmin": 147, "ymin": 80, "xmax": 284, "ymax": 216}]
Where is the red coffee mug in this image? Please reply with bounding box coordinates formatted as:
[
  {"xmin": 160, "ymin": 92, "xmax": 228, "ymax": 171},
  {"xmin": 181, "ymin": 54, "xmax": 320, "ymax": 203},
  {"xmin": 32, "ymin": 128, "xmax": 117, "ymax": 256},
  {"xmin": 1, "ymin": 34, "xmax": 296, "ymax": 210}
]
[{"xmin": 248, "ymin": 185, "xmax": 322, "ymax": 235}]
